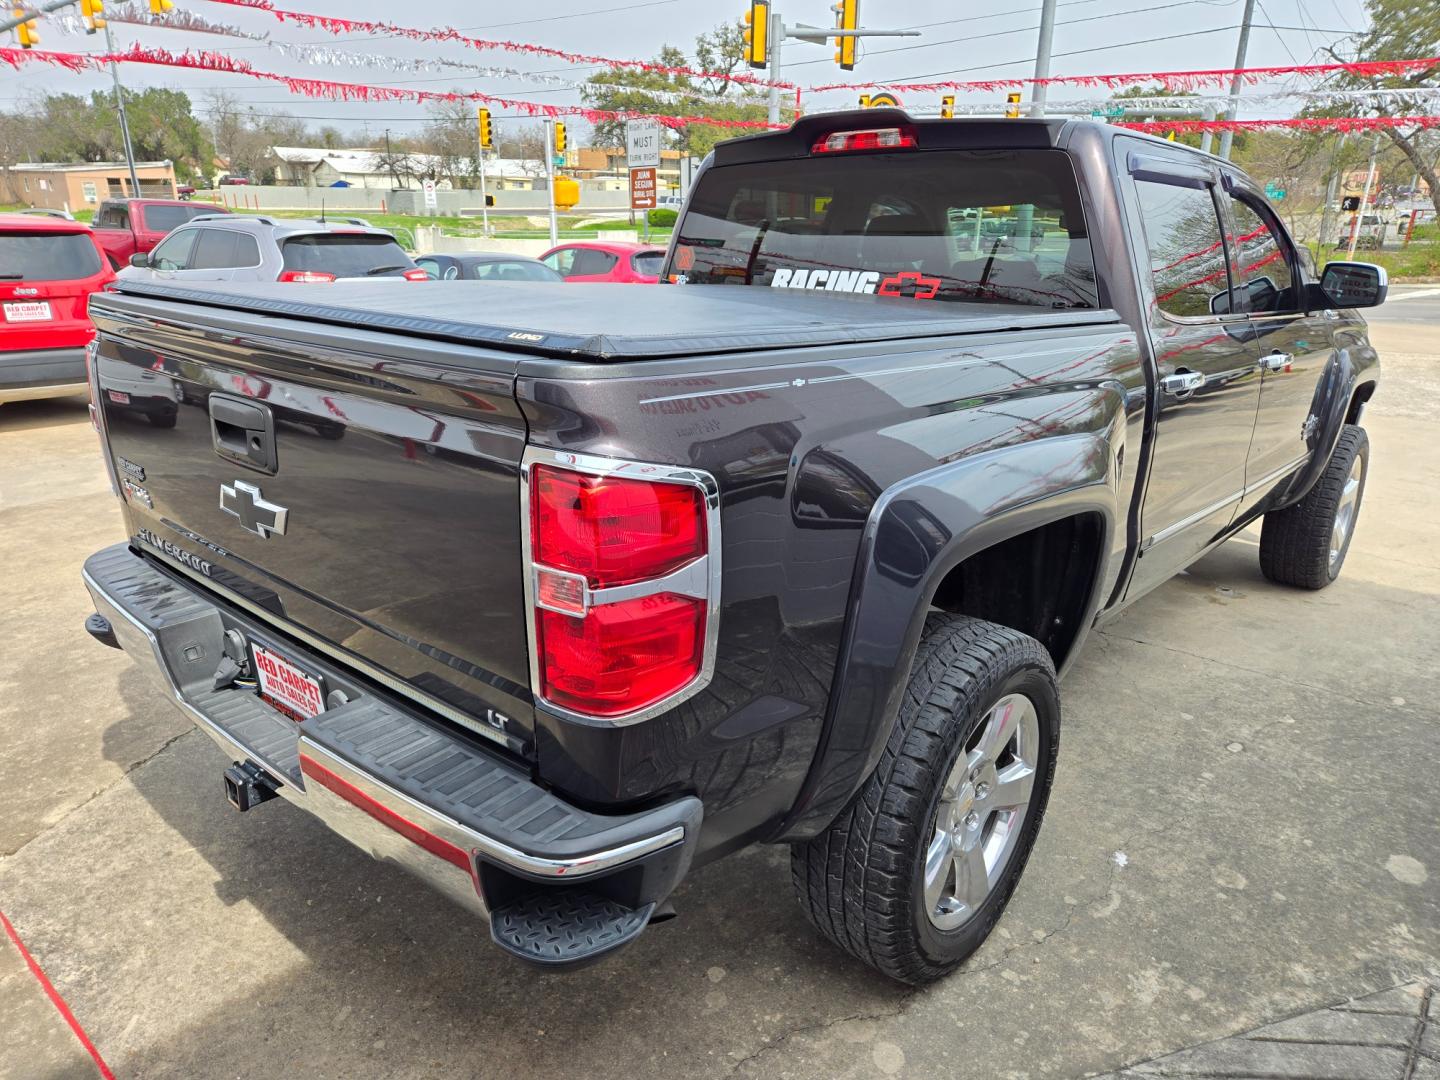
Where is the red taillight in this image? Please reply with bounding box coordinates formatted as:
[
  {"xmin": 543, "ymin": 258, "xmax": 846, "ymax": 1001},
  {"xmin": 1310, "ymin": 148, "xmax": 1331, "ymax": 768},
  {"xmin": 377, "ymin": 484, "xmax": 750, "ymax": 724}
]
[
  {"xmin": 532, "ymin": 465, "xmax": 704, "ymax": 587},
  {"xmin": 537, "ymin": 595, "xmax": 706, "ymax": 717},
  {"xmin": 527, "ymin": 459, "xmax": 715, "ymax": 720},
  {"xmin": 811, "ymin": 127, "xmax": 918, "ymax": 154},
  {"xmin": 277, "ymin": 270, "xmax": 337, "ymax": 283},
  {"xmin": 402, "ymin": 268, "xmax": 429, "ymax": 282}
]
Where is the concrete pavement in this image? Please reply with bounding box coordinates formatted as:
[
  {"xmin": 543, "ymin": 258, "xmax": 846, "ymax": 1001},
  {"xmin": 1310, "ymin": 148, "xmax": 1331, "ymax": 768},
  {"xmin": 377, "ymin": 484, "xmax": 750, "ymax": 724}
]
[{"xmin": 0, "ymin": 312, "xmax": 1436, "ymax": 1079}]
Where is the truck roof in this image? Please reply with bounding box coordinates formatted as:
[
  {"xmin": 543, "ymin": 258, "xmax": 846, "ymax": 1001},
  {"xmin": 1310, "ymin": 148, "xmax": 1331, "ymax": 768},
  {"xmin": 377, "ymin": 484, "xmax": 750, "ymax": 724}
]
[{"xmin": 101, "ymin": 279, "xmax": 1120, "ymax": 362}]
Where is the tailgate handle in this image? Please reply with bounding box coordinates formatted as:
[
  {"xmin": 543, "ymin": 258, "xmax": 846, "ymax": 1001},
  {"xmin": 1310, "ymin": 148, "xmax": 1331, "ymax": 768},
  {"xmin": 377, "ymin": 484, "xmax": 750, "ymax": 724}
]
[{"xmin": 209, "ymin": 394, "xmax": 278, "ymax": 475}]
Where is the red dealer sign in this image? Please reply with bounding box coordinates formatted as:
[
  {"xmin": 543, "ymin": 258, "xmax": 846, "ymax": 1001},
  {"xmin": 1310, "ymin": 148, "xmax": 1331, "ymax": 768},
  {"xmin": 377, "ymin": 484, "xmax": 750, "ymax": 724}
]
[{"xmin": 629, "ymin": 166, "xmax": 657, "ymax": 210}]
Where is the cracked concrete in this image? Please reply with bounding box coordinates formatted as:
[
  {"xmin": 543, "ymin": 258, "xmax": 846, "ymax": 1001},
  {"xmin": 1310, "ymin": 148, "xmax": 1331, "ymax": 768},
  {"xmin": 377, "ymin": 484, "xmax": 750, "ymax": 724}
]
[{"xmin": 0, "ymin": 310, "xmax": 1437, "ymax": 1079}]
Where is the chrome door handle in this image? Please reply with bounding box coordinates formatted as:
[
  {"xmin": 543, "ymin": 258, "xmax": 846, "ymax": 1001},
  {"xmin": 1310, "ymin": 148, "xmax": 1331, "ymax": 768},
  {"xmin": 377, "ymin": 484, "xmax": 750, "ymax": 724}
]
[
  {"xmin": 1259, "ymin": 352, "xmax": 1291, "ymax": 373},
  {"xmin": 1161, "ymin": 371, "xmax": 1205, "ymax": 394}
]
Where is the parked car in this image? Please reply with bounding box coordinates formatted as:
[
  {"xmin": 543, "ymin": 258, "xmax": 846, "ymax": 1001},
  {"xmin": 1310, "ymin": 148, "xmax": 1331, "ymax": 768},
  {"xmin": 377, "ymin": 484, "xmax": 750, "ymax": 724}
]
[
  {"xmin": 118, "ymin": 215, "xmax": 427, "ymax": 283},
  {"xmin": 82, "ymin": 113, "xmax": 1383, "ymax": 984},
  {"xmin": 0, "ymin": 213, "xmax": 114, "ymax": 404},
  {"xmin": 539, "ymin": 240, "xmax": 666, "ymax": 283},
  {"xmin": 90, "ymin": 198, "xmax": 229, "ymax": 270},
  {"xmin": 219, "ymin": 176, "xmax": 252, "ymax": 186},
  {"xmin": 176, "ymin": 184, "xmax": 197, "ymax": 200},
  {"xmin": 416, "ymin": 252, "xmax": 562, "ymax": 282}
]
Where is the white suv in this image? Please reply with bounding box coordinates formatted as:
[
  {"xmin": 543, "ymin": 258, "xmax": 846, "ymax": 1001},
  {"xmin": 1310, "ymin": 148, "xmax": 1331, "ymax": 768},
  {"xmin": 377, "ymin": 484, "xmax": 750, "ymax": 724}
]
[{"xmin": 118, "ymin": 215, "xmax": 427, "ymax": 284}]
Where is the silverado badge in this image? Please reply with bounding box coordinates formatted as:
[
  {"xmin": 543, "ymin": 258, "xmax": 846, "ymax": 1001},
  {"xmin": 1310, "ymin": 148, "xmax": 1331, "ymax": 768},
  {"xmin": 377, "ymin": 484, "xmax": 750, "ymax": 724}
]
[{"xmin": 219, "ymin": 481, "xmax": 288, "ymax": 539}]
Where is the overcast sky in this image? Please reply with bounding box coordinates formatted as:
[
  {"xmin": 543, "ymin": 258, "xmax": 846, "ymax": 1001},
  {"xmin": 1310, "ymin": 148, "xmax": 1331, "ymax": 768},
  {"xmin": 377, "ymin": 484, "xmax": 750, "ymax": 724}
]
[{"xmin": 6, "ymin": 0, "xmax": 1372, "ymax": 141}]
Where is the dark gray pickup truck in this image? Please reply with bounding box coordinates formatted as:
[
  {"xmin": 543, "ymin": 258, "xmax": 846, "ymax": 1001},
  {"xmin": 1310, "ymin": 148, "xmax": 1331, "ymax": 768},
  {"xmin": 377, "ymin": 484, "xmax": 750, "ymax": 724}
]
[{"xmin": 81, "ymin": 112, "xmax": 1383, "ymax": 984}]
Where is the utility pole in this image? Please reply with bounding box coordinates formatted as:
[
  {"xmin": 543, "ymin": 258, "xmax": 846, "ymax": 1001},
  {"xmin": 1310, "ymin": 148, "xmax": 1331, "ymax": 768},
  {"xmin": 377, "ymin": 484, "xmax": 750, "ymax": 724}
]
[
  {"xmin": 103, "ymin": 22, "xmax": 142, "ymax": 197},
  {"xmin": 767, "ymin": 10, "xmax": 784, "ymax": 126},
  {"xmin": 1217, "ymin": 0, "xmax": 1257, "ymax": 161},
  {"xmin": 544, "ymin": 119, "xmax": 558, "ymax": 247},
  {"xmin": 1347, "ymin": 132, "xmax": 1381, "ymax": 261},
  {"xmin": 1319, "ymin": 133, "xmax": 1347, "ymax": 248},
  {"xmin": 1029, "ymin": 0, "xmax": 1058, "ymax": 118}
]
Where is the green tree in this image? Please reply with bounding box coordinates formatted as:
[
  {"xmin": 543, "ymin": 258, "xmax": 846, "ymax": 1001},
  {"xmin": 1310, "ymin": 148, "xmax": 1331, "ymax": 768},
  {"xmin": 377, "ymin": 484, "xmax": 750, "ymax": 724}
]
[
  {"xmin": 1315, "ymin": 0, "xmax": 1440, "ymax": 216},
  {"xmin": 582, "ymin": 24, "xmax": 775, "ymax": 158}
]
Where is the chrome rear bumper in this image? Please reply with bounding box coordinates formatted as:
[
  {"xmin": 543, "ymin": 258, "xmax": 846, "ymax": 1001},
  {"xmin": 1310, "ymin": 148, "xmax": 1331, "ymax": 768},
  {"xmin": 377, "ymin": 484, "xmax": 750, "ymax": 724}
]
[{"xmin": 83, "ymin": 542, "xmax": 700, "ymax": 957}]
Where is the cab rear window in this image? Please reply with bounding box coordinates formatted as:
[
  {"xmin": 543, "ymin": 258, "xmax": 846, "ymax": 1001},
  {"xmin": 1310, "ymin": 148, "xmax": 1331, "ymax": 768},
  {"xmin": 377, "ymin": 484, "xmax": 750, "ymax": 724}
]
[
  {"xmin": 670, "ymin": 149, "xmax": 1097, "ymax": 309},
  {"xmin": 281, "ymin": 234, "xmax": 413, "ymax": 277},
  {"xmin": 0, "ymin": 232, "xmax": 103, "ymax": 282},
  {"xmin": 632, "ymin": 251, "xmax": 665, "ymax": 276}
]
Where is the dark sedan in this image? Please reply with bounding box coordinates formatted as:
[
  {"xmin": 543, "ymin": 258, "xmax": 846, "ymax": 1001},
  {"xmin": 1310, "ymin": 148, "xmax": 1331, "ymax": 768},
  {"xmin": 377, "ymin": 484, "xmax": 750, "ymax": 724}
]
[{"xmin": 415, "ymin": 253, "xmax": 563, "ymax": 282}]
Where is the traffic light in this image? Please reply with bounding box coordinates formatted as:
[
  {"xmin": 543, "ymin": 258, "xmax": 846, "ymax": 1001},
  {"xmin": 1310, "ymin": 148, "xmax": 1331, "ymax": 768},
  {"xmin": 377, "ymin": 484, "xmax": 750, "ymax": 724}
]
[
  {"xmin": 832, "ymin": 0, "xmax": 858, "ymax": 71},
  {"xmin": 477, "ymin": 108, "xmax": 493, "ymax": 151},
  {"xmin": 14, "ymin": 7, "xmax": 38, "ymax": 47},
  {"xmin": 941, "ymin": 94, "xmax": 955, "ymax": 119},
  {"xmin": 1005, "ymin": 91, "xmax": 1022, "ymax": 118},
  {"xmin": 742, "ymin": 0, "xmax": 769, "ymax": 69},
  {"xmin": 858, "ymin": 94, "xmax": 871, "ymax": 109},
  {"xmin": 81, "ymin": 0, "xmax": 105, "ymax": 33},
  {"xmin": 553, "ymin": 121, "xmax": 567, "ymax": 153},
  {"xmin": 149, "ymin": 0, "xmax": 173, "ymax": 13}
]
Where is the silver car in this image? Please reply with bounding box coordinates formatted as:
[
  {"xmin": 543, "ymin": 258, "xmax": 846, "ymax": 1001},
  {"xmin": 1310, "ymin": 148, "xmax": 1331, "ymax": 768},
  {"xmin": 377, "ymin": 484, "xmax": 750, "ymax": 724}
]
[{"xmin": 117, "ymin": 215, "xmax": 427, "ymax": 284}]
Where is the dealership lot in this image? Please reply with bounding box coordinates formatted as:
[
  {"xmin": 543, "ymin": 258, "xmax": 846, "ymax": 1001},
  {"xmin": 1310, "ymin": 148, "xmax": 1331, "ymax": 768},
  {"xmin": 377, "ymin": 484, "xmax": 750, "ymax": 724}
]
[{"xmin": 1, "ymin": 302, "xmax": 1436, "ymax": 1080}]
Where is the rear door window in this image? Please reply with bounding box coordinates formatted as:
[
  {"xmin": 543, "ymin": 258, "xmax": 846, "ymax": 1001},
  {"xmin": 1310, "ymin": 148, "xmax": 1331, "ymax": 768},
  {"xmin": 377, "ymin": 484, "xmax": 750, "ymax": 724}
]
[
  {"xmin": 1133, "ymin": 181, "xmax": 1230, "ymax": 318},
  {"xmin": 568, "ymin": 249, "xmax": 618, "ymax": 277},
  {"xmin": 141, "ymin": 204, "xmax": 214, "ymax": 233},
  {"xmin": 188, "ymin": 229, "xmax": 261, "ymax": 270},
  {"xmin": 672, "ymin": 148, "xmax": 1096, "ymax": 308},
  {"xmin": 0, "ymin": 231, "xmax": 102, "ymax": 281},
  {"xmin": 281, "ymin": 234, "xmax": 413, "ymax": 277}
]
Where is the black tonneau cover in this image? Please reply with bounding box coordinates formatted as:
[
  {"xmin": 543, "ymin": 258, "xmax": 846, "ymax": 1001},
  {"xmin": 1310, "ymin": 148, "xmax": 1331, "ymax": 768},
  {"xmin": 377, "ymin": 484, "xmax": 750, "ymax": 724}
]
[{"xmin": 107, "ymin": 278, "xmax": 1120, "ymax": 361}]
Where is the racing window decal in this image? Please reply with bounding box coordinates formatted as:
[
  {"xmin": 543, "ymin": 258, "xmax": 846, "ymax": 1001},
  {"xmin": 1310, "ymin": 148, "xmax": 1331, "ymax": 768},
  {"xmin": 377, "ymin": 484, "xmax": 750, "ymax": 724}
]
[
  {"xmin": 769, "ymin": 268, "xmax": 881, "ymax": 293},
  {"xmin": 877, "ymin": 271, "xmax": 942, "ymax": 300}
]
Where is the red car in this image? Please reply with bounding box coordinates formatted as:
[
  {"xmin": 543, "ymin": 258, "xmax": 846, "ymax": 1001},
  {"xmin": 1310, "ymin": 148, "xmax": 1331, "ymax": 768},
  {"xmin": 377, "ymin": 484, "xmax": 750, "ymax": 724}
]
[
  {"xmin": 0, "ymin": 213, "xmax": 115, "ymax": 404},
  {"xmin": 91, "ymin": 198, "xmax": 229, "ymax": 270},
  {"xmin": 539, "ymin": 241, "xmax": 666, "ymax": 283}
]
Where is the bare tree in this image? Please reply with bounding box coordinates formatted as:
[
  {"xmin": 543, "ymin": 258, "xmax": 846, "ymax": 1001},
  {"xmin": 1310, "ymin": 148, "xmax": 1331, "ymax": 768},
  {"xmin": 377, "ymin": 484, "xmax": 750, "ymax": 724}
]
[{"xmin": 495, "ymin": 124, "xmax": 549, "ymax": 178}]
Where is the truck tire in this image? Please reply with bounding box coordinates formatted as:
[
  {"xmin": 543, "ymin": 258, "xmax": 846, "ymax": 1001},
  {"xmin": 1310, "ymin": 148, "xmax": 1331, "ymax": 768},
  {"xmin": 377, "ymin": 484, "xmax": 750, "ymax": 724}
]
[
  {"xmin": 790, "ymin": 613, "xmax": 1059, "ymax": 985},
  {"xmin": 1258, "ymin": 424, "xmax": 1368, "ymax": 589}
]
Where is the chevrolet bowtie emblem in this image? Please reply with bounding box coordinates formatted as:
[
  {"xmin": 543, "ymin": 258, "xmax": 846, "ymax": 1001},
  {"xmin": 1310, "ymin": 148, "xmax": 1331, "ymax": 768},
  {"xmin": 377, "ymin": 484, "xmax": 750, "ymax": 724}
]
[{"xmin": 219, "ymin": 480, "xmax": 288, "ymax": 539}]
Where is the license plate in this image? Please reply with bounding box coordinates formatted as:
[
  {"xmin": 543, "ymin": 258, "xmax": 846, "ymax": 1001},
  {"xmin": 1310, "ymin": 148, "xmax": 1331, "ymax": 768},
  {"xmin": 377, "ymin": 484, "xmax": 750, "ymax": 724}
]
[
  {"xmin": 252, "ymin": 643, "xmax": 326, "ymax": 721},
  {"xmin": 3, "ymin": 301, "xmax": 52, "ymax": 323},
  {"xmin": 107, "ymin": 390, "xmax": 131, "ymax": 405}
]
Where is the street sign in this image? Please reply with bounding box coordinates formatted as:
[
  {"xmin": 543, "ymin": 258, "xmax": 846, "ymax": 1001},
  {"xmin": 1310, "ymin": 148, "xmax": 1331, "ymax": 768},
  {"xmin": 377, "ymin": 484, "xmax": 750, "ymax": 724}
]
[
  {"xmin": 422, "ymin": 178, "xmax": 437, "ymax": 211},
  {"xmin": 629, "ymin": 166, "xmax": 657, "ymax": 210},
  {"xmin": 626, "ymin": 120, "xmax": 661, "ymax": 169},
  {"xmin": 1264, "ymin": 182, "xmax": 1287, "ymax": 201}
]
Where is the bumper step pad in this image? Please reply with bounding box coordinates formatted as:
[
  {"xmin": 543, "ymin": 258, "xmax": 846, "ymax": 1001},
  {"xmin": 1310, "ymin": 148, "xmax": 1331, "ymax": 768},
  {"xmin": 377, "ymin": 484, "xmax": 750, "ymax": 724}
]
[{"xmin": 490, "ymin": 888, "xmax": 655, "ymax": 967}]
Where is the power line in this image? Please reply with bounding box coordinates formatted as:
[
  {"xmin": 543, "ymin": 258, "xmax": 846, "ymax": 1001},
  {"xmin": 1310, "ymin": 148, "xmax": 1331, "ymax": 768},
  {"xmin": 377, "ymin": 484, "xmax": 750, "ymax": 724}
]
[
  {"xmin": 1255, "ymin": 0, "xmax": 1300, "ymax": 63},
  {"xmin": 787, "ymin": 0, "xmax": 1239, "ymax": 69},
  {"xmin": 876, "ymin": 24, "xmax": 1243, "ymax": 84}
]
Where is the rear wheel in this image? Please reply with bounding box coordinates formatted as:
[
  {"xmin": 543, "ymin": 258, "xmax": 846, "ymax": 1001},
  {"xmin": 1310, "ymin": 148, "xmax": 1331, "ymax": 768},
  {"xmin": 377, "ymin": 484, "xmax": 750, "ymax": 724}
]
[
  {"xmin": 1259, "ymin": 424, "xmax": 1368, "ymax": 589},
  {"xmin": 790, "ymin": 613, "xmax": 1059, "ymax": 985}
]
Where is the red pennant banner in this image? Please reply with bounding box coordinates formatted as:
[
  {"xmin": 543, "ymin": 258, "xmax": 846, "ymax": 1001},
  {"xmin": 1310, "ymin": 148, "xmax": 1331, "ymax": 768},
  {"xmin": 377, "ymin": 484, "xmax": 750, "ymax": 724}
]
[
  {"xmin": 0, "ymin": 45, "xmax": 778, "ymax": 131},
  {"xmin": 199, "ymin": 0, "xmax": 795, "ymax": 91},
  {"xmin": 806, "ymin": 57, "xmax": 1440, "ymax": 95}
]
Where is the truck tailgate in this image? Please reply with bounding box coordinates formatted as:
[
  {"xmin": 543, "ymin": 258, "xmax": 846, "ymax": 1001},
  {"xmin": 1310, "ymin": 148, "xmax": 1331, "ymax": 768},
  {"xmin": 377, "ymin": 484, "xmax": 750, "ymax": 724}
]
[{"xmin": 88, "ymin": 288, "xmax": 533, "ymax": 755}]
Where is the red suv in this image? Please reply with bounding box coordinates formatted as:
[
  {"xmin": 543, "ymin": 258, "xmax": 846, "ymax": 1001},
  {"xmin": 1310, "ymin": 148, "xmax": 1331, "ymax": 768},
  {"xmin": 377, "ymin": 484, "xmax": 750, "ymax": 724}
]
[{"xmin": 0, "ymin": 214, "xmax": 115, "ymax": 404}]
